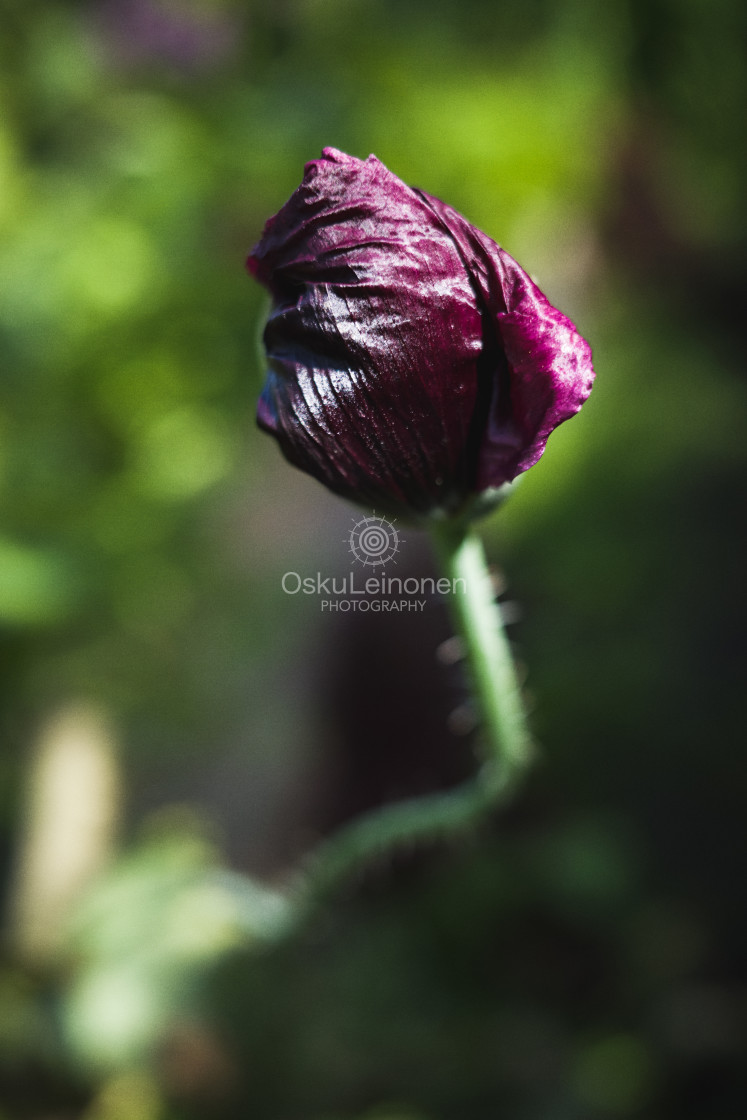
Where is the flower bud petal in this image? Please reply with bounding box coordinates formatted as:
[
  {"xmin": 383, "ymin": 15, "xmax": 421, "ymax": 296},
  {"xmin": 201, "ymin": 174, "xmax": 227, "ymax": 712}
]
[{"xmin": 248, "ymin": 148, "xmax": 594, "ymax": 519}]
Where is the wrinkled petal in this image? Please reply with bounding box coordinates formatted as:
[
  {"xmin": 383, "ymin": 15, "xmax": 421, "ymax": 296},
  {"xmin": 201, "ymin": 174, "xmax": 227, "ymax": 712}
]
[
  {"xmin": 250, "ymin": 149, "xmax": 487, "ymax": 514},
  {"xmin": 412, "ymin": 189, "xmax": 595, "ymax": 488},
  {"xmin": 249, "ymin": 148, "xmax": 595, "ymax": 518}
]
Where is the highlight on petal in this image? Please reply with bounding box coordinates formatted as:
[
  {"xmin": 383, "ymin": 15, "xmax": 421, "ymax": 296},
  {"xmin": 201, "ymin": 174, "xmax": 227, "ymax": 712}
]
[{"xmin": 248, "ymin": 148, "xmax": 595, "ymax": 519}]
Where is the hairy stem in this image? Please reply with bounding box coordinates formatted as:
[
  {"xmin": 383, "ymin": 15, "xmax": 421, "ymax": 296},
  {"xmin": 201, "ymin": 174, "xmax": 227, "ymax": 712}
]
[
  {"xmin": 429, "ymin": 520, "xmax": 533, "ymax": 785},
  {"xmin": 257, "ymin": 522, "xmax": 533, "ymax": 940}
]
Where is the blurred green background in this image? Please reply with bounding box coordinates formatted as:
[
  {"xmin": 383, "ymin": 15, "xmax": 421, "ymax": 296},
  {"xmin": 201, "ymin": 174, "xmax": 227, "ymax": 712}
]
[{"xmin": 1, "ymin": 0, "xmax": 746, "ymax": 1117}]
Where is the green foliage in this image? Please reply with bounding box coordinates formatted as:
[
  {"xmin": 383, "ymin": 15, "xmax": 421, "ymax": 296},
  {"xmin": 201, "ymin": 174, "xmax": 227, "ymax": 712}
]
[
  {"xmin": 1, "ymin": 0, "xmax": 745, "ymax": 1116},
  {"xmin": 62, "ymin": 816, "xmax": 289, "ymax": 1073}
]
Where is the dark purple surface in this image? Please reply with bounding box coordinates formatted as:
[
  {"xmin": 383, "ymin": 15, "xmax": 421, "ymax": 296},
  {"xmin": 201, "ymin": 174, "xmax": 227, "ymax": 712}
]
[{"xmin": 249, "ymin": 149, "xmax": 595, "ymax": 520}]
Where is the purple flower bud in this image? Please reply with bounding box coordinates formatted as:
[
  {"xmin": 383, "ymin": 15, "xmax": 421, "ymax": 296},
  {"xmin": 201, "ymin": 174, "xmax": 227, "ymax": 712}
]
[{"xmin": 249, "ymin": 148, "xmax": 594, "ymax": 521}]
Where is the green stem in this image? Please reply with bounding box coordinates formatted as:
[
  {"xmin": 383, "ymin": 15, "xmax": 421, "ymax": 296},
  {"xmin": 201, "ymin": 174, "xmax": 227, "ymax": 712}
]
[
  {"xmin": 264, "ymin": 522, "xmax": 533, "ymax": 939},
  {"xmin": 429, "ymin": 520, "xmax": 533, "ymax": 789}
]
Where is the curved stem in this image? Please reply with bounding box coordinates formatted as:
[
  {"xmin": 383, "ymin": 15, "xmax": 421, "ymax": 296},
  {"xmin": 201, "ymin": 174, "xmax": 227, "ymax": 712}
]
[{"xmin": 244, "ymin": 522, "xmax": 534, "ymax": 939}]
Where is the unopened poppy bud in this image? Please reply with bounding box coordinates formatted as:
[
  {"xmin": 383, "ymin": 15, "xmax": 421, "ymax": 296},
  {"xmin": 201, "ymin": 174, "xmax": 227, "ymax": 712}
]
[{"xmin": 249, "ymin": 148, "xmax": 594, "ymax": 521}]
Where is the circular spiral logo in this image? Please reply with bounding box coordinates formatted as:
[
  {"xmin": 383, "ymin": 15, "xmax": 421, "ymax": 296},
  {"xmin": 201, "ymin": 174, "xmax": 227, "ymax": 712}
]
[{"xmin": 348, "ymin": 515, "xmax": 401, "ymax": 567}]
